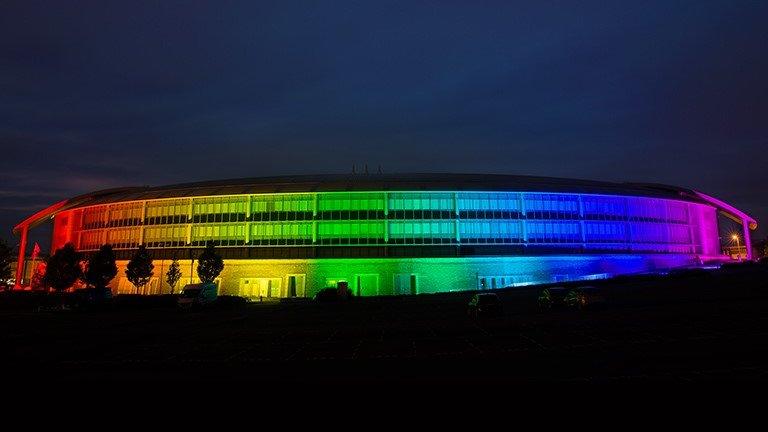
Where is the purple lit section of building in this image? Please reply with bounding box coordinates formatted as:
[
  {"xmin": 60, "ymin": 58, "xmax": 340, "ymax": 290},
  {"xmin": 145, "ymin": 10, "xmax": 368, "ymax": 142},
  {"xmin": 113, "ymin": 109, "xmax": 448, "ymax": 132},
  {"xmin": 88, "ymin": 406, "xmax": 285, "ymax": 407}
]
[
  {"xmin": 11, "ymin": 174, "xmax": 757, "ymax": 296},
  {"xmin": 692, "ymin": 191, "xmax": 758, "ymax": 260}
]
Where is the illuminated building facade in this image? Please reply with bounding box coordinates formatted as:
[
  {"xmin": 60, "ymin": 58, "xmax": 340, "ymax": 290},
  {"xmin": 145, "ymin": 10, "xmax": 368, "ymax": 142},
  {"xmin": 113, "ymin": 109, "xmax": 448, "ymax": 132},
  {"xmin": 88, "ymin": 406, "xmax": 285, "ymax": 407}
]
[{"xmin": 13, "ymin": 174, "xmax": 757, "ymax": 297}]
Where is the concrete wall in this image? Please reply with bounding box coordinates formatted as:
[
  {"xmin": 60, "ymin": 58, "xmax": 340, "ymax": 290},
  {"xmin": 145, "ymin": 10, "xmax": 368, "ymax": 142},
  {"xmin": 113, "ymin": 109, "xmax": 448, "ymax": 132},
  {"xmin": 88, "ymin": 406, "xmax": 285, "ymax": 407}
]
[{"xmin": 108, "ymin": 254, "xmax": 697, "ymax": 298}]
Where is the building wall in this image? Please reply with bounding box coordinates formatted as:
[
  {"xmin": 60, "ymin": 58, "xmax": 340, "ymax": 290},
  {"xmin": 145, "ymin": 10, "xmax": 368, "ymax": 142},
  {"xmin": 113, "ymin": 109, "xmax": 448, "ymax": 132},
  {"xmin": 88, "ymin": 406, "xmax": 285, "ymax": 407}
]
[
  {"xmin": 47, "ymin": 190, "xmax": 722, "ymax": 297},
  {"xmin": 108, "ymin": 254, "xmax": 697, "ymax": 298},
  {"xmin": 51, "ymin": 190, "xmax": 722, "ymax": 257}
]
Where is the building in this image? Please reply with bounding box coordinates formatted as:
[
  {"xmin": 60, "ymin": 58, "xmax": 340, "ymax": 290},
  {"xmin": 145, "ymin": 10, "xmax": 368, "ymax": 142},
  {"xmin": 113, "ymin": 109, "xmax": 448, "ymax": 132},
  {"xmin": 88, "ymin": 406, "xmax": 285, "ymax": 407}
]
[{"xmin": 12, "ymin": 173, "xmax": 757, "ymax": 297}]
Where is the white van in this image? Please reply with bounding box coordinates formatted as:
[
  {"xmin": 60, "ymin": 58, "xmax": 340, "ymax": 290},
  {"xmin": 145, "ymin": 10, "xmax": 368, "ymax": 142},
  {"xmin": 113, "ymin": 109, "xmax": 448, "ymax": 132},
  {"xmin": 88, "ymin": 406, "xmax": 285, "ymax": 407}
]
[{"xmin": 178, "ymin": 283, "xmax": 218, "ymax": 309}]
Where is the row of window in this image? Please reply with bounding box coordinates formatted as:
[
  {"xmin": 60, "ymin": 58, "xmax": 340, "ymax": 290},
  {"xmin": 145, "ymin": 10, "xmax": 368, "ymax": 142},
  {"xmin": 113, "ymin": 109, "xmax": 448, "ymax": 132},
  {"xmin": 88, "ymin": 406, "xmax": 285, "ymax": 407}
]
[
  {"xmin": 79, "ymin": 192, "xmax": 700, "ymax": 229},
  {"xmin": 76, "ymin": 219, "xmax": 702, "ymax": 251},
  {"xmin": 80, "ymin": 208, "xmax": 697, "ymax": 228}
]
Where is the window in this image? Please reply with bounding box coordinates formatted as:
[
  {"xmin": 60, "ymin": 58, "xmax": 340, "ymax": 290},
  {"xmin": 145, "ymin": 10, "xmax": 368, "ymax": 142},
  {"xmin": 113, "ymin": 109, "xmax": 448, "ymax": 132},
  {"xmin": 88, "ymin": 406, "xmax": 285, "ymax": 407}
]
[
  {"xmin": 459, "ymin": 220, "xmax": 522, "ymax": 244},
  {"xmin": 192, "ymin": 196, "xmax": 247, "ymax": 223},
  {"xmin": 584, "ymin": 221, "xmax": 626, "ymax": 243},
  {"xmin": 108, "ymin": 202, "xmax": 143, "ymax": 227},
  {"xmin": 146, "ymin": 199, "xmax": 189, "ymax": 225},
  {"xmin": 191, "ymin": 223, "xmax": 245, "ymax": 246},
  {"xmin": 145, "ymin": 225, "xmax": 187, "ymax": 247},
  {"xmin": 523, "ymin": 193, "xmax": 580, "ymax": 220},
  {"xmin": 79, "ymin": 230, "xmax": 104, "ymax": 251},
  {"xmin": 106, "ymin": 227, "xmax": 141, "ymax": 249},
  {"xmin": 526, "ymin": 221, "xmax": 581, "ymax": 243},
  {"xmin": 250, "ymin": 222, "xmax": 313, "ymax": 245},
  {"xmin": 252, "ymin": 194, "xmax": 314, "ymax": 221},
  {"xmin": 317, "ymin": 221, "xmax": 385, "ymax": 245},
  {"xmin": 458, "ymin": 192, "xmax": 522, "ymax": 219},
  {"xmin": 82, "ymin": 206, "xmax": 108, "ymax": 229}
]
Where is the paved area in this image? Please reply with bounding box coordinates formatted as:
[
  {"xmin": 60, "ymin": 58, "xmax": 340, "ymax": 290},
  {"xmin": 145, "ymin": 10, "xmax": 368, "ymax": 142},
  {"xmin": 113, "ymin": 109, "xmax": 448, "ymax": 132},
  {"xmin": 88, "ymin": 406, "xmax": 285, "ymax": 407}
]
[{"xmin": 3, "ymin": 279, "xmax": 768, "ymax": 382}]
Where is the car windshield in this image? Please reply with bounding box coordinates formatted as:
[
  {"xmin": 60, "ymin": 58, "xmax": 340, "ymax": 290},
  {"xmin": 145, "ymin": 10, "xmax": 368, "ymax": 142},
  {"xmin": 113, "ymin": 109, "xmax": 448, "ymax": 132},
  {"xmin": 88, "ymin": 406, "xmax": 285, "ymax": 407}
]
[
  {"xmin": 478, "ymin": 295, "xmax": 499, "ymax": 304},
  {"xmin": 579, "ymin": 287, "xmax": 600, "ymax": 293},
  {"xmin": 182, "ymin": 289, "xmax": 201, "ymax": 298}
]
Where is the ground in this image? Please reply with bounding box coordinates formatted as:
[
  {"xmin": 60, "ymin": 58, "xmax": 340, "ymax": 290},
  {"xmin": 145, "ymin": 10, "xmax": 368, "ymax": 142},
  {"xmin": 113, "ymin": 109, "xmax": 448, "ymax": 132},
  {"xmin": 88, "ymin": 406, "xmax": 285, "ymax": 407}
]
[{"xmin": 2, "ymin": 266, "xmax": 768, "ymax": 383}]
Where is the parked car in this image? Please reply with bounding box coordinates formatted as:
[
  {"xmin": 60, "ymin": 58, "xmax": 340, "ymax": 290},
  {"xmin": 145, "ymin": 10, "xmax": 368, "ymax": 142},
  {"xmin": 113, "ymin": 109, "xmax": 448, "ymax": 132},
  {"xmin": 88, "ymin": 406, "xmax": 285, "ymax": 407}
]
[
  {"xmin": 564, "ymin": 286, "xmax": 607, "ymax": 310},
  {"xmin": 178, "ymin": 283, "xmax": 218, "ymax": 309},
  {"xmin": 537, "ymin": 287, "xmax": 570, "ymax": 310},
  {"xmin": 72, "ymin": 287, "xmax": 113, "ymax": 310},
  {"xmin": 467, "ymin": 293, "xmax": 503, "ymax": 318},
  {"xmin": 313, "ymin": 287, "xmax": 353, "ymax": 302}
]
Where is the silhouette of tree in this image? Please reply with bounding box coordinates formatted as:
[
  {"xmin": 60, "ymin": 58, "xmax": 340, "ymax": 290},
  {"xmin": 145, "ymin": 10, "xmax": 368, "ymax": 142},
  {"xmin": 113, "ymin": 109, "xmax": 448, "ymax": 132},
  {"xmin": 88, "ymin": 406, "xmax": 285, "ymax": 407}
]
[
  {"xmin": 43, "ymin": 243, "xmax": 82, "ymax": 292},
  {"xmin": 197, "ymin": 243, "xmax": 223, "ymax": 284},
  {"xmin": 166, "ymin": 257, "xmax": 182, "ymax": 294},
  {"xmin": 30, "ymin": 262, "xmax": 47, "ymax": 291},
  {"xmin": 126, "ymin": 245, "xmax": 154, "ymax": 294},
  {"xmin": 84, "ymin": 244, "xmax": 118, "ymax": 290},
  {"xmin": 0, "ymin": 239, "xmax": 12, "ymax": 282},
  {"xmin": 759, "ymin": 237, "xmax": 768, "ymax": 258}
]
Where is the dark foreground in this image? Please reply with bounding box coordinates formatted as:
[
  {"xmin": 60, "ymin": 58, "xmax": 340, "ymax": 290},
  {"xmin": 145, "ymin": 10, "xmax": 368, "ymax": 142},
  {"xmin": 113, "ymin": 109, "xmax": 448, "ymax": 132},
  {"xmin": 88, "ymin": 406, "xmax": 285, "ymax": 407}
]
[{"xmin": 2, "ymin": 265, "xmax": 768, "ymax": 383}]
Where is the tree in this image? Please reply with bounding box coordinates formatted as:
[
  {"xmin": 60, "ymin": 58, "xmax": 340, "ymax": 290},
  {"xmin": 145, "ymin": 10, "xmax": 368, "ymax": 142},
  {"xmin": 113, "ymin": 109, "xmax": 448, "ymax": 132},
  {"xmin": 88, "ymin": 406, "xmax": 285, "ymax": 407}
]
[
  {"xmin": 166, "ymin": 257, "xmax": 182, "ymax": 294},
  {"xmin": 751, "ymin": 237, "xmax": 768, "ymax": 259},
  {"xmin": 197, "ymin": 243, "xmax": 223, "ymax": 284},
  {"xmin": 43, "ymin": 243, "xmax": 82, "ymax": 292},
  {"xmin": 30, "ymin": 262, "xmax": 47, "ymax": 291},
  {"xmin": 126, "ymin": 245, "xmax": 154, "ymax": 294},
  {"xmin": 0, "ymin": 239, "xmax": 12, "ymax": 283},
  {"xmin": 84, "ymin": 244, "xmax": 117, "ymax": 290}
]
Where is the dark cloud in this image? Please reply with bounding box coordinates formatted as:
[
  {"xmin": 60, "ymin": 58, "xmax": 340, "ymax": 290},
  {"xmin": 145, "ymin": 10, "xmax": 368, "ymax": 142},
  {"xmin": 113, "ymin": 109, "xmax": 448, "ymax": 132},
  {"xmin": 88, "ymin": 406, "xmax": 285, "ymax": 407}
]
[{"xmin": 1, "ymin": 0, "xmax": 767, "ymax": 250}]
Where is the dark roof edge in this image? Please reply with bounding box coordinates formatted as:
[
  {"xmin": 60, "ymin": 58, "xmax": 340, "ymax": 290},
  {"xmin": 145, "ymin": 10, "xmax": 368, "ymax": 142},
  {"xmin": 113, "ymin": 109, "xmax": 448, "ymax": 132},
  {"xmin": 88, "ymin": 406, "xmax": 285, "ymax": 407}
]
[{"xmin": 12, "ymin": 173, "xmax": 757, "ymax": 232}]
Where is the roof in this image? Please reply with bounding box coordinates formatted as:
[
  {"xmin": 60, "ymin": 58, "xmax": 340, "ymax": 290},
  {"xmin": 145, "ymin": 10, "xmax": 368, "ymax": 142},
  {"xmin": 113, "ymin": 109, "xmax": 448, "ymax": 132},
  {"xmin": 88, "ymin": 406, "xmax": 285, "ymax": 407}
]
[
  {"xmin": 51, "ymin": 173, "xmax": 702, "ymax": 203},
  {"xmin": 13, "ymin": 173, "xmax": 757, "ymax": 233}
]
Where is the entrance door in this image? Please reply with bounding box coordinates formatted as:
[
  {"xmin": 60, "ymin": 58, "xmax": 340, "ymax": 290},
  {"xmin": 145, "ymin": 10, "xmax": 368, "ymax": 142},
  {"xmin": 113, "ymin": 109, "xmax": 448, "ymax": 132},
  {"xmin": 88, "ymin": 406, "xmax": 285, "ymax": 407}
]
[
  {"xmin": 286, "ymin": 274, "xmax": 306, "ymax": 297},
  {"xmin": 117, "ymin": 278, "xmax": 134, "ymax": 294},
  {"xmin": 256, "ymin": 278, "xmax": 283, "ymax": 298},
  {"xmin": 146, "ymin": 277, "xmax": 160, "ymax": 295},
  {"xmin": 394, "ymin": 273, "xmax": 418, "ymax": 295},
  {"xmin": 355, "ymin": 274, "xmax": 379, "ymax": 296},
  {"xmin": 478, "ymin": 277, "xmax": 488, "ymax": 290},
  {"xmin": 239, "ymin": 279, "xmax": 256, "ymax": 298}
]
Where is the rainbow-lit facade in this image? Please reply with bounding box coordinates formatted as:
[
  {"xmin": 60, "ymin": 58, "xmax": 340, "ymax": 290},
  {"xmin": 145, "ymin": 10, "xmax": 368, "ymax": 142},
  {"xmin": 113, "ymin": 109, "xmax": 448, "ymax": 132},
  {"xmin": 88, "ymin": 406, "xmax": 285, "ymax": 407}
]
[{"xmin": 13, "ymin": 174, "xmax": 757, "ymax": 297}]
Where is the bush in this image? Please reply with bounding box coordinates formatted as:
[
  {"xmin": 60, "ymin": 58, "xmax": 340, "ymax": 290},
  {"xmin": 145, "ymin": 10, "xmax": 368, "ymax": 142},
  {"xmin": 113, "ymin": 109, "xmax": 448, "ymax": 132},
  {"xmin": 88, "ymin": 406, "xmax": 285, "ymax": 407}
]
[
  {"xmin": 214, "ymin": 295, "xmax": 247, "ymax": 309},
  {"xmin": 0, "ymin": 291, "xmax": 54, "ymax": 311},
  {"xmin": 71, "ymin": 287, "xmax": 114, "ymax": 311},
  {"xmin": 313, "ymin": 287, "xmax": 354, "ymax": 302},
  {"xmin": 113, "ymin": 294, "xmax": 178, "ymax": 309}
]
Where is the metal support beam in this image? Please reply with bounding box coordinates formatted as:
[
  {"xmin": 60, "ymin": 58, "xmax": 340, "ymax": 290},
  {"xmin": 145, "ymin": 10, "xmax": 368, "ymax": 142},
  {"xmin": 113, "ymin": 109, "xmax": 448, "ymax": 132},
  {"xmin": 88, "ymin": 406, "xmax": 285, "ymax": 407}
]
[
  {"xmin": 139, "ymin": 200, "xmax": 147, "ymax": 245},
  {"xmin": 14, "ymin": 224, "xmax": 28, "ymax": 289},
  {"xmin": 743, "ymin": 219, "xmax": 753, "ymax": 260},
  {"xmin": 520, "ymin": 193, "xmax": 528, "ymax": 243},
  {"xmin": 453, "ymin": 192, "xmax": 460, "ymax": 243},
  {"xmin": 578, "ymin": 195, "xmax": 586, "ymax": 246}
]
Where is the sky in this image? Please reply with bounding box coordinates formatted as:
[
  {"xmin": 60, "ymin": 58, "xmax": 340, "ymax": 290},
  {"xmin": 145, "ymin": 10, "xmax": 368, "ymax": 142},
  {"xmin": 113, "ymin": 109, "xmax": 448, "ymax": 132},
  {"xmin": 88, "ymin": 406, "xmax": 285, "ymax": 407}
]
[{"xmin": 1, "ymin": 0, "xmax": 767, "ymax": 251}]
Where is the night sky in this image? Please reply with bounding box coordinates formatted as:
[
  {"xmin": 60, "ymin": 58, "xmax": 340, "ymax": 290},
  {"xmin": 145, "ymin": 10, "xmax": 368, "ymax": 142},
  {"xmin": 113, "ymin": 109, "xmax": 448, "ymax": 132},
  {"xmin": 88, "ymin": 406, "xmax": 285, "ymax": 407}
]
[{"xmin": 1, "ymin": 1, "xmax": 767, "ymax": 251}]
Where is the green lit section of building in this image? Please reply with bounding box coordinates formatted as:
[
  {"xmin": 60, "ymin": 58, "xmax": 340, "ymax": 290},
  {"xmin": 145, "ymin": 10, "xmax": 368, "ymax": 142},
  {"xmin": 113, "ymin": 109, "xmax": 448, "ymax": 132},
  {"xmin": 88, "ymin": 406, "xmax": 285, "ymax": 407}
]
[{"xmin": 14, "ymin": 174, "xmax": 757, "ymax": 297}]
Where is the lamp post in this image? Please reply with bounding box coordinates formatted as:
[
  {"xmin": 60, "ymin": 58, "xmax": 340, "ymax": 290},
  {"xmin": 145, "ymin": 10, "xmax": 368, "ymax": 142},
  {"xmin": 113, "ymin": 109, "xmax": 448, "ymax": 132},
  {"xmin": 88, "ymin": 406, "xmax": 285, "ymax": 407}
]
[{"xmin": 732, "ymin": 234, "xmax": 741, "ymax": 261}]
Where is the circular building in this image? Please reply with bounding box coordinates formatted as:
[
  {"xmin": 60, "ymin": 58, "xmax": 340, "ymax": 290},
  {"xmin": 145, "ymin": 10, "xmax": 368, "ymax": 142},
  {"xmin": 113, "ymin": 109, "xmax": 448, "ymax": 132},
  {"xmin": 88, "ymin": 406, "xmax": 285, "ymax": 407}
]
[{"xmin": 13, "ymin": 173, "xmax": 757, "ymax": 297}]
